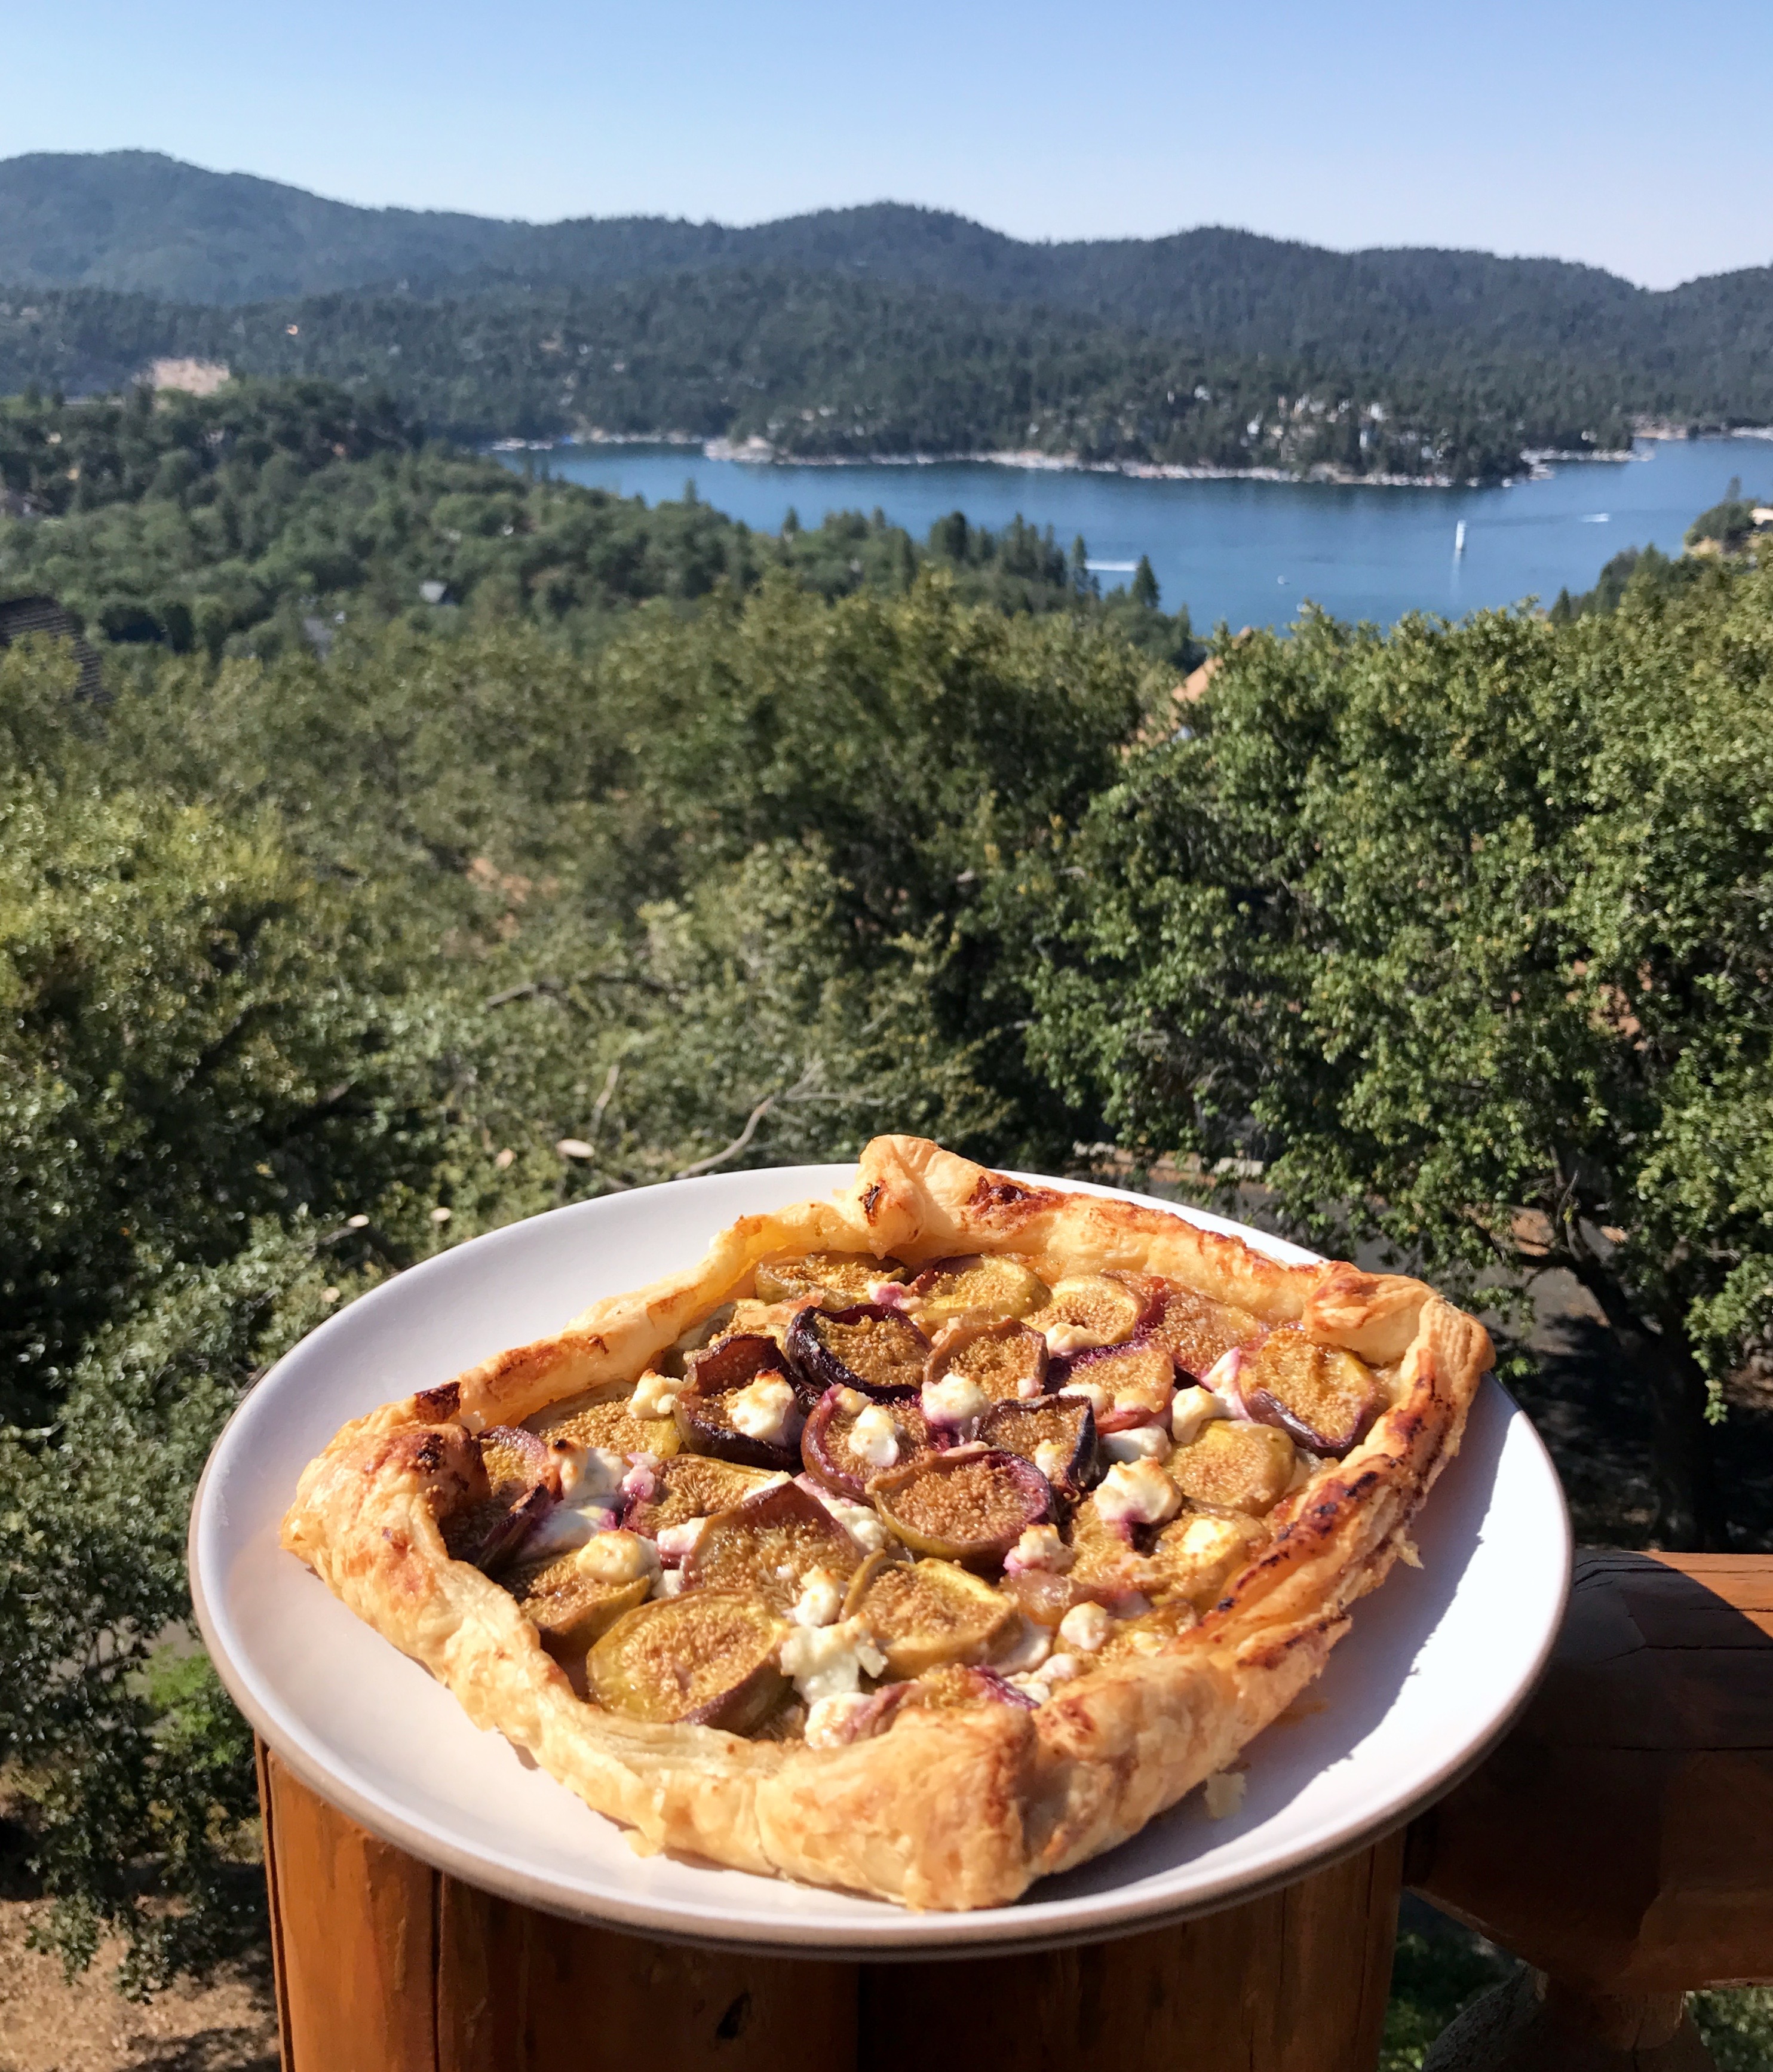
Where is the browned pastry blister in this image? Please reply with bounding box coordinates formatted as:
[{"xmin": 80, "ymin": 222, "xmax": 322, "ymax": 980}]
[{"xmin": 281, "ymin": 1135, "xmax": 1492, "ymax": 1911}]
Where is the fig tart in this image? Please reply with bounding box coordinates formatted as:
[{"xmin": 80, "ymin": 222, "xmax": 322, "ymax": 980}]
[{"xmin": 281, "ymin": 1136, "xmax": 1491, "ymax": 1910}]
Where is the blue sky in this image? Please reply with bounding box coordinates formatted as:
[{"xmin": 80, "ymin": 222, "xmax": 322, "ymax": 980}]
[{"xmin": 5, "ymin": 0, "xmax": 1768, "ymax": 288}]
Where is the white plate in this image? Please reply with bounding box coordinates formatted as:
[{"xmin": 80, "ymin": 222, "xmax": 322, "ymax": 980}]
[{"xmin": 190, "ymin": 1165, "xmax": 1570, "ymax": 1956}]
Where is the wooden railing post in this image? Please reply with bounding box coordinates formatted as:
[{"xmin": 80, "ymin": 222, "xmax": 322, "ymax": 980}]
[
  {"xmin": 1407, "ymin": 1552, "xmax": 1773, "ymax": 2071},
  {"xmin": 254, "ymin": 1742, "xmax": 1403, "ymax": 2072}
]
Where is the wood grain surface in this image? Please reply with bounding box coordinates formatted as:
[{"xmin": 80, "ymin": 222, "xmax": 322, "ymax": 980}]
[
  {"xmin": 1408, "ymin": 1551, "xmax": 1773, "ymax": 1995},
  {"xmin": 256, "ymin": 1745, "xmax": 1403, "ymax": 2072}
]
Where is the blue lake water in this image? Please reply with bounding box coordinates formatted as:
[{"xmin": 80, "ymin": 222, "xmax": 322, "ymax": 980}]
[{"xmin": 504, "ymin": 436, "xmax": 1771, "ymax": 632}]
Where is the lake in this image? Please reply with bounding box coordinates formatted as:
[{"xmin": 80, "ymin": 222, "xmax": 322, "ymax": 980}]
[{"xmin": 503, "ymin": 435, "xmax": 1771, "ymax": 632}]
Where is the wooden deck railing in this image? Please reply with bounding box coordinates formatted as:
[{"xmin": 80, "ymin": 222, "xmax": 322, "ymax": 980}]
[{"xmin": 253, "ymin": 1551, "xmax": 1773, "ymax": 2072}]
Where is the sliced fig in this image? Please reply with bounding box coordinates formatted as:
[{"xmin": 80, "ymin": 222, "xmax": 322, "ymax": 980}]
[
  {"xmin": 588, "ymin": 1591, "xmax": 789, "ymax": 1732},
  {"xmin": 801, "ymin": 1388, "xmax": 935, "ymax": 1501},
  {"xmin": 442, "ymin": 1425, "xmax": 560, "ymax": 1572},
  {"xmin": 907, "ymin": 1255, "xmax": 1050, "ymax": 1325},
  {"xmin": 786, "ymin": 1302, "xmax": 930, "ymax": 1402},
  {"xmin": 1028, "ymin": 1274, "xmax": 1158, "ymax": 1352},
  {"xmin": 680, "ymin": 1478, "xmax": 865, "ymax": 1609},
  {"xmin": 503, "ymin": 1546, "xmax": 652, "ymax": 1655},
  {"xmin": 526, "ymin": 1382, "xmax": 682, "ymax": 1461},
  {"xmin": 1148, "ymin": 1283, "xmax": 1263, "ymax": 1382},
  {"xmin": 1168, "ymin": 1419, "xmax": 1296, "ymax": 1517},
  {"xmin": 924, "ymin": 1318, "xmax": 1049, "ymax": 1405},
  {"xmin": 754, "ymin": 1251, "xmax": 906, "ymax": 1305},
  {"xmin": 1051, "ymin": 1336, "xmax": 1175, "ymax": 1416},
  {"xmin": 1000, "ymin": 1567, "xmax": 1114, "ymax": 1629},
  {"xmin": 1241, "ymin": 1325, "xmax": 1380, "ymax": 1457},
  {"xmin": 842, "ymin": 1553, "xmax": 1016, "ymax": 1678},
  {"xmin": 674, "ymin": 1334, "xmax": 804, "ymax": 1469},
  {"xmin": 1145, "ymin": 1511, "xmax": 1265, "ymax": 1609},
  {"xmin": 978, "ymin": 1394, "xmax": 1097, "ymax": 1496},
  {"xmin": 623, "ymin": 1453, "xmax": 783, "ymax": 1539},
  {"xmin": 870, "ymin": 1447, "xmax": 1053, "ymax": 1567},
  {"xmin": 906, "ymin": 1663, "xmax": 1038, "ymax": 1711}
]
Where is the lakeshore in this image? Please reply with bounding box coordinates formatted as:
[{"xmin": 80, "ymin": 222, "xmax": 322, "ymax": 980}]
[{"xmin": 506, "ymin": 434, "xmax": 1762, "ymax": 634}]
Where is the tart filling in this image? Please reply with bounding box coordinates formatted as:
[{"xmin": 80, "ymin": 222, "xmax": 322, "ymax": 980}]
[{"xmin": 443, "ymin": 1240, "xmax": 1388, "ymax": 1744}]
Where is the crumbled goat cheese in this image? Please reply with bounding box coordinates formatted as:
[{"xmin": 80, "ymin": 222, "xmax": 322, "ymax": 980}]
[
  {"xmin": 991, "ymin": 1615, "xmax": 1053, "ymax": 1673},
  {"xmin": 1058, "ymin": 1380, "xmax": 1109, "ymax": 1415},
  {"xmin": 1043, "ymin": 1322, "xmax": 1111, "ymax": 1358},
  {"xmin": 804, "ymin": 1693, "xmax": 878, "ymax": 1748},
  {"xmin": 849, "ymin": 1403, "xmax": 900, "ymax": 1469},
  {"xmin": 649, "ymin": 1566, "xmax": 686, "ymax": 1600},
  {"xmin": 1095, "ymin": 1457, "xmax": 1182, "ymax": 1527},
  {"xmin": 790, "ymin": 1566, "xmax": 845, "ymax": 1627},
  {"xmin": 797, "ymin": 1478, "xmax": 889, "ymax": 1553},
  {"xmin": 1170, "ymin": 1383, "xmax": 1234, "ymax": 1446},
  {"xmin": 728, "ymin": 1374, "xmax": 800, "ymax": 1447},
  {"xmin": 1056, "ymin": 1601, "xmax": 1113, "ymax": 1653},
  {"xmin": 1004, "ymin": 1523, "xmax": 1074, "ymax": 1574},
  {"xmin": 831, "ymin": 1385, "xmax": 871, "ymax": 1417},
  {"xmin": 779, "ymin": 1617, "xmax": 887, "ymax": 1705},
  {"xmin": 628, "ymin": 1370, "xmax": 685, "ymax": 1420},
  {"xmin": 1204, "ymin": 1770, "xmax": 1247, "ymax": 1820},
  {"xmin": 1102, "ymin": 1422, "xmax": 1173, "ymax": 1465},
  {"xmin": 1200, "ymin": 1347, "xmax": 1249, "ymax": 1411},
  {"xmin": 921, "ymin": 1373, "xmax": 989, "ymax": 1429},
  {"xmin": 572, "ymin": 1529, "xmax": 659, "ymax": 1585},
  {"xmin": 654, "ymin": 1518, "xmax": 708, "ymax": 1563},
  {"xmin": 521, "ymin": 1503, "xmax": 618, "ymax": 1559},
  {"xmin": 866, "ymin": 1278, "xmax": 912, "ymax": 1308},
  {"xmin": 1043, "ymin": 1653, "xmax": 1081, "ymax": 1684},
  {"xmin": 554, "ymin": 1442, "xmax": 630, "ymax": 1500}
]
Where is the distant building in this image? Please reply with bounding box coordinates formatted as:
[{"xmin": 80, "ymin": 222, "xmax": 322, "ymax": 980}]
[
  {"xmin": 148, "ymin": 357, "xmax": 231, "ymax": 397},
  {"xmin": 0, "ymin": 594, "xmax": 103, "ymax": 698}
]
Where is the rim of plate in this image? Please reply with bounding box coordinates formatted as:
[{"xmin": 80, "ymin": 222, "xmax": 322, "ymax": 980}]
[{"xmin": 189, "ymin": 1164, "xmax": 1571, "ymax": 1956}]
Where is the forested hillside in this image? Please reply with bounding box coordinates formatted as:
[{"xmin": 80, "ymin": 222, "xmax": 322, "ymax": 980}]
[
  {"xmin": 0, "ymin": 380, "xmax": 1197, "ymax": 661},
  {"xmin": 2, "ymin": 152, "xmax": 1769, "ymax": 480},
  {"xmin": 0, "ymin": 274, "xmax": 1632, "ymax": 481}
]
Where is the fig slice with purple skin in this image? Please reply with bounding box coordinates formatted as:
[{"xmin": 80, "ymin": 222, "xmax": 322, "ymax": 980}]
[
  {"xmin": 1028, "ymin": 1274, "xmax": 1160, "ymax": 1352},
  {"xmin": 1050, "ymin": 1336, "xmax": 1176, "ymax": 1416},
  {"xmin": 923, "ymin": 1317, "xmax": 1049, "ymax": 1405},
  {"xmin": 753, "ymin": 1251, "xmax": 907, "ymax": 1306},
  {"xmin": 801, "ymin": 1388, "xmax": 935, "ymax": 1502},
  {"xmin": 906, "ymin": 1663, "xmax": 1038, "ymax": 1711},
  {"xmin": 842, "ymin": 1552, "xmax": 1016, "ymax": 1678},
  {"xmin": 674, "ymin": 1333, "xmax": 805, "ymax": 1470},
  {"xmin": 787, "ymin": 1302, "xmax": 930, "ymax": 1402},
  {"xmin": 622, "ymin": 1453, "xmax": 783, "ymax": 1539},
  {"xmin": 1240, "ymin": 1325, "xmax": 1381, "ymax": 1457},
  {"xmin": 442, "ymin": 1425, "xmax": 560, "ymax": 1573},
  {"xmin": 978, "ymin": 1394, "xmax": 1098, "ymax": 1496},
  {"xmin": 870, "ymin": 1446, "xmax": 1053, "ymax": 1567},
  {"xmin": 907, "ymin": 1254, "xmax": 1050, "ymax": 1326},
  {"xmin": 502, "ymin": 1550, "xmax": 652, "ymax": 1656},
  {"xmin": 588, "ymin": 1591, "xmax": 790, "ymax": 1732},
  {"xmin": 1168, "ymin": 1419, "xmax": 1296, "ymax": 1517},
  {"xmin": 679, "ymin": 1478, "xmax": 866, "ymax": 1609},
  {"xmin": 1148, "ymin": 1283, "xmax": 1263, "ymax": 1384}
]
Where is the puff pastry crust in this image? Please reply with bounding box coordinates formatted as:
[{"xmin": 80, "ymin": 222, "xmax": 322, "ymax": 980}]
[{"xmin": 281, "ymin": 1136, "xmax": 1492, "ymax": 1910}]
